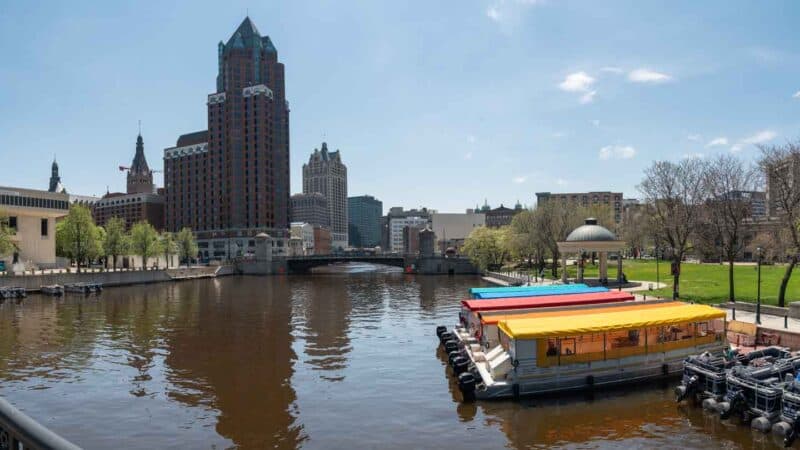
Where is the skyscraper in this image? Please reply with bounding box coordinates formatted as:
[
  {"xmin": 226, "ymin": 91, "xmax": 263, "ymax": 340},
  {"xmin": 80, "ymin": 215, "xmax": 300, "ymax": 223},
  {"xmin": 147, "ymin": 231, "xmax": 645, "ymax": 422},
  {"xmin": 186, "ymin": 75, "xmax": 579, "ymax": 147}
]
[
  {"xmin": 348, "ymin": 195, "xmax": 382, "ymax": 248},
  {"xmin": 165, "ymin": 17, "xmax": 291, "ymax": 259},
  {"xmin": 302, "ymin": 143, "xmax": 348, "ymax": 249}
]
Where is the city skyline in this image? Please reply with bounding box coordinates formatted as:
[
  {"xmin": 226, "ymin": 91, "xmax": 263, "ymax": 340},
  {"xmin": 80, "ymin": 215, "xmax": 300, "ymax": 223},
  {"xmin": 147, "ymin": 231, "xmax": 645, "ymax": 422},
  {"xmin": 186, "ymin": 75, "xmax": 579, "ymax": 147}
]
[{"xmin": 2, "ymin": 2, "xmax": 800, "ymax": 213}]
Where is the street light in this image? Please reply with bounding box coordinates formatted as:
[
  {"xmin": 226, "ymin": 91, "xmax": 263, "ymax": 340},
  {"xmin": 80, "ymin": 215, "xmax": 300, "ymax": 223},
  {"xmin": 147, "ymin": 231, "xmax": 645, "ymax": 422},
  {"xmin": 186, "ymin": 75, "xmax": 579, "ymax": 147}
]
[{"xmin": 756, "ymin": 247, "xmax": 763, "ymax": 325}]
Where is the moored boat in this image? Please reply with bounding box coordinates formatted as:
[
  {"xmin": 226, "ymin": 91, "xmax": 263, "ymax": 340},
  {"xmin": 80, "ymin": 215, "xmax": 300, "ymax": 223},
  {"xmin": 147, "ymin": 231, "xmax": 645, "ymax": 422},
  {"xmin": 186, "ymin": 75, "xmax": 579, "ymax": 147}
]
[
  {"xmin": 451, "ymin": 303, "xmax": 726, "ymax": 400},
  {"xmin": 472, "ymin": 285, "xmax": 608, "ymax": 300}
]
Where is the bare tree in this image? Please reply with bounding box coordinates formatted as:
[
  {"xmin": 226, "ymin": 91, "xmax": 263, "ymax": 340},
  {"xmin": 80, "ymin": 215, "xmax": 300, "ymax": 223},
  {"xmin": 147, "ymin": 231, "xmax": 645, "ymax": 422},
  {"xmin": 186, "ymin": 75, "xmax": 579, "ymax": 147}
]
[
  {"xmin": 758, "ymin": 141, "xmax": 800, "ymax": 306},
  {"xmin": 702, "ymin": 154, "xmax": 758, "ymax": 302},
  {"xmin": 537, "ymin": 200, "xmax": 582, "ymax": 278},
  {"xmin": 638, "ymin": 158, "xmax": 706, "ymax": 299}
]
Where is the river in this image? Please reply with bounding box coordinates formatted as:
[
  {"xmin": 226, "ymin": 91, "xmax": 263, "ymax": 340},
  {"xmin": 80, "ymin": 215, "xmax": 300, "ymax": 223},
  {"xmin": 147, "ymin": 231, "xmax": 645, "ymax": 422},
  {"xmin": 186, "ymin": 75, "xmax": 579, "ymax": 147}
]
[{"xmin": 0, "ymin": 264, "xmax": 787, "ymax": 448}]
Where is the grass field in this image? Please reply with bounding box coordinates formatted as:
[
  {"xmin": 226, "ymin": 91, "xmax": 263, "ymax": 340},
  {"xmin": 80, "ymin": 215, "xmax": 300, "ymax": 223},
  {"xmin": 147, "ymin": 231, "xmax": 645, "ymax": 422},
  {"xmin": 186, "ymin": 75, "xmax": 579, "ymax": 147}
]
[{"xmin": 521, "ymin": 259, "xmax": 800, "ymax": 306}]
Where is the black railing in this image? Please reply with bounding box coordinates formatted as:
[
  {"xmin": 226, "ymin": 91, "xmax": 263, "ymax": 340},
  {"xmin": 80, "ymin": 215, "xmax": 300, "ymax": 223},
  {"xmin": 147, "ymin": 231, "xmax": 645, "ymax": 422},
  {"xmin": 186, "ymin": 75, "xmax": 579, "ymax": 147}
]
[{"xmin": 0, "ymin": 396, "xmax": 80, "ymax": 450}]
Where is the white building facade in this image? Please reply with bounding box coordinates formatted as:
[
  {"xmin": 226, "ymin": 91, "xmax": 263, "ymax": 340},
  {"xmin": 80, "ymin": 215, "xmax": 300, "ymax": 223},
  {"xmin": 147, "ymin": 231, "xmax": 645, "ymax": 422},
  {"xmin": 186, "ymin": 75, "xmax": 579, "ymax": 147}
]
[{"xmin": 389, "ymin": 216, "xmax": 429, "ymax": 253}]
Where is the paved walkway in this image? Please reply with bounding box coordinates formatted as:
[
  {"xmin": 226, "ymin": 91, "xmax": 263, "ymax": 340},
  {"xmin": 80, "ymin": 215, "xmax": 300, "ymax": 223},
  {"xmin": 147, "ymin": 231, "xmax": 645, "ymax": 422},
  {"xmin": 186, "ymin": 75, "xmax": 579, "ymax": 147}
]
[{"xmin": 724, "ymin": 308, "xmax": 800, "ymax": 333}]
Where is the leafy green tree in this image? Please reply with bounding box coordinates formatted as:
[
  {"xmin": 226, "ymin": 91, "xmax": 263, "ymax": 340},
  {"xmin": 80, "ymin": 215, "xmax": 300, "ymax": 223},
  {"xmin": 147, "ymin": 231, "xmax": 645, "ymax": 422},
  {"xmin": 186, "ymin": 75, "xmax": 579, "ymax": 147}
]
[
  {"xmin": 129, "ymin": 221, "xmax": 159, "ymax": 270},
  {"xmin": 507, "ymin": 209, "xmax": 548, "ymax": 272},
  {"xmin": 58, "ymin": 204, "xmax": 101, "ymax": 273},
  {"xmin": 462, "ymin": 226, "xmax": 509, "ymax": 271},
  {"xmin": 160, "ymin": 231, "xmax": 177, "ymax": 268},
  {"xmin": 103, "ymin": 217, "xmax": 128, "ymax": 270},
  {"xmin": 0, "ymin": 210, "xmax": 16, "ymax": 258},
  {"xmin": 176, "ymin": 227, "xmax": 199, "ymax": 266}
]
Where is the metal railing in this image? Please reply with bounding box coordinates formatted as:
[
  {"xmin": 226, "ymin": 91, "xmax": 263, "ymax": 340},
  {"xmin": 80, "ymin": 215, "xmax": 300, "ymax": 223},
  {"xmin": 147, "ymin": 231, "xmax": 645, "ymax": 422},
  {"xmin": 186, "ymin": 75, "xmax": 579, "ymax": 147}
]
[{"xmin": 0, "ymin": 396, "xmax": 80, "ymax": 450}]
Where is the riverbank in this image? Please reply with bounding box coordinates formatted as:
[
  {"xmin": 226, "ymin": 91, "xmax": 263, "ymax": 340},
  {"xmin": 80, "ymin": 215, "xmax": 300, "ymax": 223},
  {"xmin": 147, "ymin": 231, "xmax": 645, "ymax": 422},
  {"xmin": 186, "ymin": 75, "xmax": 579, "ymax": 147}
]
[{"xmin": 0, "ymin": 265, "xmax": 235, "ymax": 292}]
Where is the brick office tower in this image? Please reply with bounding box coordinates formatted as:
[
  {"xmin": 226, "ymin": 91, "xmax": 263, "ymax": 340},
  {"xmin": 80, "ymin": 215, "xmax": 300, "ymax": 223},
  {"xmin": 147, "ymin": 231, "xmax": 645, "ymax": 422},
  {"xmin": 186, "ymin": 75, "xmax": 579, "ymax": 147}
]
[
  {"xmin": 165, "ymin": 17, "xmax": 291, "ymax": 259},
  {"xmin": 302, "ymin": 143, "xmax": 348, "ymax": 250}
]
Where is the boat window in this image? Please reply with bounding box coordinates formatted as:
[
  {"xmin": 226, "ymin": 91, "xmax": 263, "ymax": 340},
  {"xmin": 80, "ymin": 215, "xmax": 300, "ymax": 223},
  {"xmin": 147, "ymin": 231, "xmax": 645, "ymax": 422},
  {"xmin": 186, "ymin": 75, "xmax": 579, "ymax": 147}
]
[
  {"xmin": 546, "ymin": 338, "xmax": 558, "ymax": 357},
  {"xmin": 560, "ymin": 338, "xmax": 576, "ymax": 356}
]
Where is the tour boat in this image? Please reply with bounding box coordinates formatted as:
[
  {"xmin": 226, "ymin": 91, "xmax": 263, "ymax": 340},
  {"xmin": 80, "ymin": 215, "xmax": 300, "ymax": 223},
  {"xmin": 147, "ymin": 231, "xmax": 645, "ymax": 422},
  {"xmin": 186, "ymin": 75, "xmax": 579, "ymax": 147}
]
[
  {"xmin": 477, "ymin": 301, "xmax": 681, "ymax": 349},
  {"xmin": 776, "ymin": 377, "xmax": 800, "ymax": 445},
  {"xmin": 441, "ymin": 303, "xmax": 727, "ymax": 400},
  {"xmin": 472, "ymin": 285, "xmax": 608, "ymax": 300},
  {"xmin": 458, "ymin": 291, "xmax": 635, "ymax": 336},
  {"xmin": 469, "ymin": 283, "xmax": 601, "ymax": 299}
]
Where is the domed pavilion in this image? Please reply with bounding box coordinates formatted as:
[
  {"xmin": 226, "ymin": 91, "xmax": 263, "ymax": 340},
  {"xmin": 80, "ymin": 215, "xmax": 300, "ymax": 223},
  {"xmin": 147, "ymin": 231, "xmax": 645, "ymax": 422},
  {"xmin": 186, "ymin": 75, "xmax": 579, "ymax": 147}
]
[{"xmin": 557, "ymin": 218, "xmax": 626, "ymax": 284}]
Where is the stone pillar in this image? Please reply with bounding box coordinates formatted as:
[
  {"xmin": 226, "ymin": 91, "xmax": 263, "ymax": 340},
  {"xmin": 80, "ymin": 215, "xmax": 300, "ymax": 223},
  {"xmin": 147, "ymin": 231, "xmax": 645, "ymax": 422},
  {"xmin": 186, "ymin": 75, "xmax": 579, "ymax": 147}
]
[
  {"xmin": 617, "ymin": 252, "xmax": 624, "ymax": 283},
  {"xmin": 561, "ymin": 255, "xmax": 568, "ymax": 283},
  {"xmin": 578, "ymin": 254, "xmax": 584, "ymax": 283},
  {"xmin": 599, "ymin": 252, "xmax": 608, "ymax": 282}
]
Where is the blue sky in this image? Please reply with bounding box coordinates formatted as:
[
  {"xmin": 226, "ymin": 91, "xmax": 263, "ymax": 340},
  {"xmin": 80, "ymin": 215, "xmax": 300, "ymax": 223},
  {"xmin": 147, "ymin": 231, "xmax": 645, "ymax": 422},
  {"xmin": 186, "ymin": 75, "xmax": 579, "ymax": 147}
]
[{"xmin": 1, "ymin": 1, "xmax": 799, "ymax": 213}]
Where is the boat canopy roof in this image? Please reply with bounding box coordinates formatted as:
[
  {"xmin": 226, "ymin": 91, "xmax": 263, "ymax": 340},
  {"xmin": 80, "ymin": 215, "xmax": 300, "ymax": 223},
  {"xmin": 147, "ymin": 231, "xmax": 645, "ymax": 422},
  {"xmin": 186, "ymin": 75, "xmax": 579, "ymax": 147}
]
[
  {"xmin": 461, "ymin": 291, "xmax": 634, "ymax": 312},
  {"xmin": 474, "ymin": 285, "xmax": 608, "ymax": 299},
  {"xmin": 498, "ymin": 304, "xmax": 726, "ymax": 340},
  {"xmin": 479, "ymin": 301, "xmax": 684, "ymax": 325},
  {"xmin": 469, "ymin": 284, "xmax": 589, "ymax": 296}
]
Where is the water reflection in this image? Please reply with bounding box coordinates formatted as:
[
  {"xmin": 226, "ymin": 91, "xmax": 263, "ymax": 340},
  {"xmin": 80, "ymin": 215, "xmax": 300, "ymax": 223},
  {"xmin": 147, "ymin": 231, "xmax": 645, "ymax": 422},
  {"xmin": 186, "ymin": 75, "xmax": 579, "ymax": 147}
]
[{"xmin": 0, "ymin": 270, "xmax": 788, "ymax": 449}]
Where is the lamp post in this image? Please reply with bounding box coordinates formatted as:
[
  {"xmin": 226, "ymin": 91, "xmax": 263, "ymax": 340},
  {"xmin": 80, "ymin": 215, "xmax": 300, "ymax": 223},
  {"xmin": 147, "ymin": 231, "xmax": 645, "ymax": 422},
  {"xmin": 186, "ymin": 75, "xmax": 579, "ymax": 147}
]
[
  {"xmin": 655, "ymin": 245, "xmax": 660, "ymax": 288},
  {"xmin": 756, "ymin": 247, "xmax": 763, "ymax": 325}
]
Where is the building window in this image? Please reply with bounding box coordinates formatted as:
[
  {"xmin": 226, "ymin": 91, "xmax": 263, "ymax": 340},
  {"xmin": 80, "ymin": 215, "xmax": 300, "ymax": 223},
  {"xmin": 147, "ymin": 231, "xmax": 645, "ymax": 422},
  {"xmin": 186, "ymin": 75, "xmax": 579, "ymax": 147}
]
[
  {"xmin": 8, "ymin": 216, "xmax": 17, "ymax": 231},
  {"xmin": 41, "ymin": 218, "xmax": 48, "ymax": 236}
]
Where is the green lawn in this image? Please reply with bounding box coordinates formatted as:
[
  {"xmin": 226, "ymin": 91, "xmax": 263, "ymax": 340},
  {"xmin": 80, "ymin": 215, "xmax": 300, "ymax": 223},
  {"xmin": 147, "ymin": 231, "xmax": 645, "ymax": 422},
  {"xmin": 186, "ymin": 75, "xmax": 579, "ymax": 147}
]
[{"xmin": 520, "ymin": 260, "xmax": 800, "ymax": 306}]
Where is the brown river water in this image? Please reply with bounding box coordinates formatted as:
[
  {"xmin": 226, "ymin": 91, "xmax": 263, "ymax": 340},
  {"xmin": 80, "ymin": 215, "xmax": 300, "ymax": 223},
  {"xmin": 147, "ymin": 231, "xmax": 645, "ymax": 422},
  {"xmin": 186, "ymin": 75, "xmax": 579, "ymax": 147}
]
[{"xmin": 0, "ymin": 263, "xmax": 790, "ymax": 449}]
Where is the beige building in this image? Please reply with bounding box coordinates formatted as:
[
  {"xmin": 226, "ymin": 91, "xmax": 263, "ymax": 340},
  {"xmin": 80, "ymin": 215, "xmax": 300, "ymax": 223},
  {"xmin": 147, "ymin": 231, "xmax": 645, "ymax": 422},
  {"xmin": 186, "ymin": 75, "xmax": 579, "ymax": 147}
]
[
  {"xmin": 430, "ymin": 212, "xmax": 486, "ymax": 253},
  {"xmin": 536, "ymin": 191, "xmax": 623, "ymax": 225},
  {"xmin": 0, "ymin": 186, "xmax": 69, "ymax": 270}
]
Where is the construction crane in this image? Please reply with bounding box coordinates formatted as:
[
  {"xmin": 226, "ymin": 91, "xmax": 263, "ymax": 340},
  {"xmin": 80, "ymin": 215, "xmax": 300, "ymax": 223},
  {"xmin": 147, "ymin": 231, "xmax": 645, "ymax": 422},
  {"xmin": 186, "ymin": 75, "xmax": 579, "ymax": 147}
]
[{"xmin": 119, "ymin": 166, "xmax": 162, "ymax": 173}]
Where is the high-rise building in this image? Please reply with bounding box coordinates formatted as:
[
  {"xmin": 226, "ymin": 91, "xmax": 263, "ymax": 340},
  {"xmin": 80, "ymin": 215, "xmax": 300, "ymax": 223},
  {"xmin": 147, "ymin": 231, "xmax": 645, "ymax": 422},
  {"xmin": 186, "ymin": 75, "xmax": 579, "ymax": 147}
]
[
  {"xmin": 382, "ymin": 207, "xmax": 433, "ymax": 253},
  {"xmin": 94, "ymin": 134, "xmax": 164, "ymax": 230},
  {"xmin": 347, "ymin": 195, "xmax": 382, "ymax": 248},
  {"xmin": 536, "ymin": 191, "xmax": 624, "ymax": 224},
  {"xmin": 302, "ymin": 143, "xmax": 348, "ymax": 249},
  {"xmin": 290, "ymin": 193, "xmax": 329, "ymax": 228},
  {"xmin": 164, "ymin": 17, "xmax": 291, "ymax": 258}
]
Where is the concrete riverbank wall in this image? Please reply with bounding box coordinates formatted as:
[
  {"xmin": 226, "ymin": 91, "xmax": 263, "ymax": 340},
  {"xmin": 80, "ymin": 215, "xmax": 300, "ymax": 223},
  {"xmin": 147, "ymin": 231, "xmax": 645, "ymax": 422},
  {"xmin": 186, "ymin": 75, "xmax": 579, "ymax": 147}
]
[{"xmin": 0, "ymin": 266, "xmax": 234, "ymax": 291}]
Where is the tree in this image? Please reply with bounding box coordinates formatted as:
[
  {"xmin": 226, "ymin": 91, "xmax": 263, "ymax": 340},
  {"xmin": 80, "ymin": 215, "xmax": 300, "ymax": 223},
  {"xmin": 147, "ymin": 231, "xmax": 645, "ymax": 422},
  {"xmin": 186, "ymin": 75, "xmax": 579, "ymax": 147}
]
[
  {"xmin": 0, "ymin": 211, "xmax": 16, "ymax": 258},
  {"xmin": 700, "ymin": 154, "xmax": 758, "ymax": 302},
  {"xmin": 462, "ymin": 226, "xmax": 509, "ymax": 271},
  {"xmin": 537, "ymin": 200, "xmax": 582, "ymax": 278},
  {"xmin": 176, "ymin": 228, "xmax": 198, "ymax": 266},
  {"xmin": 103, "ymin": 217, "xmax": 128, "ymax": 270},
  {"xmin": 506, "ymin": 209, "xmax": 549, "ymax": 274},
  {"xmin": 129, "ymin": 221, "xmax": 159, "ymax": 270},
  {"xmin": 759, "ymin": 141, "xmax": 800, "ymax": 307},
  {"xmin": 638, "ymin": 158, "xmax": 706, "ymax": 299},
  {"xmin": 58, "ymin": 204, "xmax": 101, "ymax": 273},
  {"xmin": 160, "ymin": 232, "xmax": 177, "ymax": 268}
]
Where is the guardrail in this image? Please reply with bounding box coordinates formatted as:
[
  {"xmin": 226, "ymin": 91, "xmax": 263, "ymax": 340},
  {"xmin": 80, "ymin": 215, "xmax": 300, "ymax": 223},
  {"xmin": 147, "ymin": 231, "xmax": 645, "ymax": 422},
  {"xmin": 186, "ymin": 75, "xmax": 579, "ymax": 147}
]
[{"xmin": 0, "ymin": 396, "xmax": 80, "ymax": 450}]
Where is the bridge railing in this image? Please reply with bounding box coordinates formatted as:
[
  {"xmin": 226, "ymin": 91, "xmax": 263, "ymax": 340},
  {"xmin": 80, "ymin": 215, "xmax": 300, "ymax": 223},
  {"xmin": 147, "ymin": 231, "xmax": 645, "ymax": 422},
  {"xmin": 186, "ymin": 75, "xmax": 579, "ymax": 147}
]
[{"xmin": 0, "ymin": 396, "xmax": 81, "ymax": 450}]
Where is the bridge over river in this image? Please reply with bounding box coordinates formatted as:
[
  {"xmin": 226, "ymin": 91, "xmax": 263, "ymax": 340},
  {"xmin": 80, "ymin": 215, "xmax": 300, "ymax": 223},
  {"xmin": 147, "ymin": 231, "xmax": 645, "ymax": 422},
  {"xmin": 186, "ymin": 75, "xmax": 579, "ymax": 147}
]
[{"xmin": 239, "ymin": 254, "xmax": 479, "ymax": 275}]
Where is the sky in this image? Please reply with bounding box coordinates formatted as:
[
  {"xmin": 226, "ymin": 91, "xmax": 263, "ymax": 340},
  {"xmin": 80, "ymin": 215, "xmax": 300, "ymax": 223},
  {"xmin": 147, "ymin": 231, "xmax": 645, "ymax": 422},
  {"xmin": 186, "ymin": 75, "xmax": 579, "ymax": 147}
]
[{"xmin": 1, "ymin": 1, "xmax": 799, "ymax": 213}]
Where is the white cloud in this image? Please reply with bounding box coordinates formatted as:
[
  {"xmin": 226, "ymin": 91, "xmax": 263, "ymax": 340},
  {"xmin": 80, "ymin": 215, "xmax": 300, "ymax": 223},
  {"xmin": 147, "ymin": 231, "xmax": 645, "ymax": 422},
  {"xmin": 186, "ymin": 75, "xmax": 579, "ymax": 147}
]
[
  {"xmin": 579, "ymin": 90, "xmax": 596, "ymax": 104},
  {"xmin": 485, "ymin": 0, "xmax": 543, "ymax": 25},
  {"xmin": 599, "ymin": 145, "xmax": 636, "ymax": 160},
  {"xmin": 742, "ymin": 129, "xmax": 777, "ymax": 145},
  {"xmin": 730, "ymin": 129, "xmax": 778, "ymax": 153},
  {"xmin": 464, "ymin": 152, "xmax": 473, "ymax": 160},
  {"xmin": 705, "ymin": 137, "xmax": 728, "ymax": 148},
  {"xmin": 558, "ymin": 71, "xmax": 595, "ymax": 92},
  {"xmin": 486, "ymin": 6, "xmax": 501, "ymax": 21},
  {"xmin": 687, "ymin": 134, "xmax": 702, "ymax": 142},
  {"xmin": 683, "ymin": 152, "xmax": 705, "ymax": 160},
  {"xmin": 600, "ymin": 66, "xmax": 624, "ymax": 74},
  {"xmin": 512, "ymin": 176, "xmax": 527, "ymax": 184},
  {"xmin": 794, "ymin": 91, "xmax": 800, "ymax": 99},
  {"xmin": 628, "ymin": 68, "xmax": 672, "ymax": 83}
]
